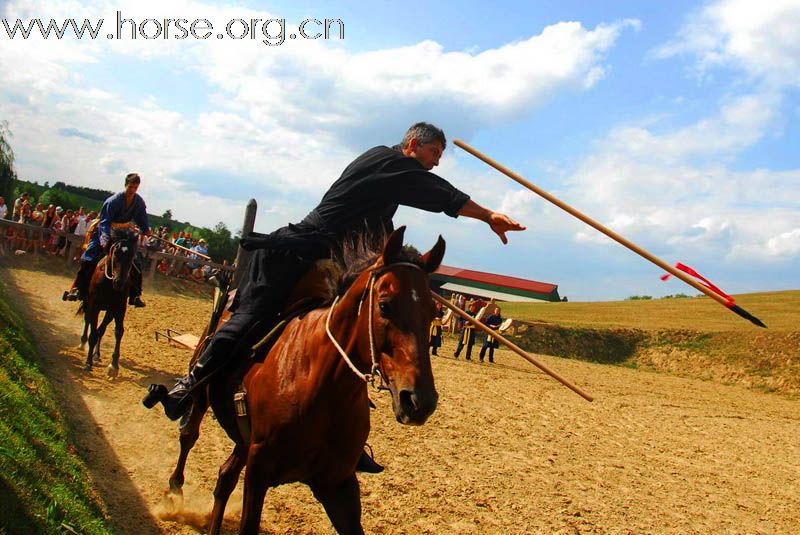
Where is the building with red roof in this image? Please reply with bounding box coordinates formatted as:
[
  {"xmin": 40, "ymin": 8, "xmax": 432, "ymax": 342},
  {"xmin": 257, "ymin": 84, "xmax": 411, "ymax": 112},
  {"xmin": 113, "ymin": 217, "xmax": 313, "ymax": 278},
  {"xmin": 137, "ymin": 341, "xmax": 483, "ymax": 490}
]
[{"xmin": 432, "ymin": 264, "xmax": 561, "ymax": 302}]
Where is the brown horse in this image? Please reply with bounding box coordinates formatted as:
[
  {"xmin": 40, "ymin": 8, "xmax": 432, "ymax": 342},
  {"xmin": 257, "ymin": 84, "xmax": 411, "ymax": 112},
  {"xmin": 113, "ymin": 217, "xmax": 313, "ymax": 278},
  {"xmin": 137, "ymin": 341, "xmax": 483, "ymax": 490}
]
[
  {"xmin": 174, "ymin": 227, "xmax": 444, "ymax": 534},
  {"xmin": 79, "ymin": 229, "xmax": 138, "ymax": 377}
]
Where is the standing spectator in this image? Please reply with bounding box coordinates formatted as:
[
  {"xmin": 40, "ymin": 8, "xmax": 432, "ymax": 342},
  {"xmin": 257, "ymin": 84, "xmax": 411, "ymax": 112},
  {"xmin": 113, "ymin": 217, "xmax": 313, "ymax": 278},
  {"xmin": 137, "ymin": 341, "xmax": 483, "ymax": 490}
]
[
  {"xmin": 56, "ymin": 209, "xmax": 73, "ymax": 255},
  {"xmin": 0, "ymin": 196, "xmax": 7, "ymax": 220},
  {"xmin": 429, "ymin": 300, "xmax": 444, "ymax": 356},
  {"xmin": 30, "ymin": 202, "xmax": 44, "ymax": 226},
  {"xmin": 454, "ymin": 300, "xmax": 479, "ymax": 360},
  {"xmin": 479, "ymin": 305, "xmax": 503, "ymax": 363},
  {"xmin": 42, "ymin": 204, "xmax": 57, "ymax": 227},
  {"xmin": 12, "ymin": 192, "xmax": 29, "ymax": 221},
  {"xmin": 73, "ymin": 207, "xmax": 90, "ymax": 237}
]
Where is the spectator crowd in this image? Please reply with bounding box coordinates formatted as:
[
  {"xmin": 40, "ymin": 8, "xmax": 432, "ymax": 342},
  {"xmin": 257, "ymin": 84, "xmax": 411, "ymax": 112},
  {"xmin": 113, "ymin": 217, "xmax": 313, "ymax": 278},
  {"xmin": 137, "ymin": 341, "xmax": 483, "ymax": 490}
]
[{"xmin": 1, "ymin": 192, "xmax": 226, "ymax": 285}]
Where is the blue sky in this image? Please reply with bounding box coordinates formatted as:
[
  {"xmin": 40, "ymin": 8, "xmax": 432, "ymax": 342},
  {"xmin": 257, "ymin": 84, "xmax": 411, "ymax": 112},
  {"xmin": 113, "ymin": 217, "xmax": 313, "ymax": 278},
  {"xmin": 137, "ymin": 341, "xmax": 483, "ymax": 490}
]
[{"xmin": 1, "ymin": 0, "xmax": 798, "ymax": 302}]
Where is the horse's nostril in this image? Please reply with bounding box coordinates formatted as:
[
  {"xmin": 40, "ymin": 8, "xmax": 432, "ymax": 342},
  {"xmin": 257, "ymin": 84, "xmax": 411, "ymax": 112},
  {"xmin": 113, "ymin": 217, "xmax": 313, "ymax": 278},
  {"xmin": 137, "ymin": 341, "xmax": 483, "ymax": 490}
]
[{"xmin": 399, "ymin": 389, "xmax": 416, "ymax": 414}]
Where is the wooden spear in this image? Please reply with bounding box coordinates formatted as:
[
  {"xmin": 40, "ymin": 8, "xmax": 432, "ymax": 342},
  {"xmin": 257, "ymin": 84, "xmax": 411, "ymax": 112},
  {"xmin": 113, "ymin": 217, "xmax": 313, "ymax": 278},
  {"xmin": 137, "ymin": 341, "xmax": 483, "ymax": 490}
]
[
  {"xmin": 453, "ymin": 139, "xmax": 766, "ymax": 328},
  {"xmin": 433, "ymin": 293, "xmax": 594, "ymax": 402},
  {"xmin": 151, "ymin": 234, "xmax": 211, "ymax": 260}
]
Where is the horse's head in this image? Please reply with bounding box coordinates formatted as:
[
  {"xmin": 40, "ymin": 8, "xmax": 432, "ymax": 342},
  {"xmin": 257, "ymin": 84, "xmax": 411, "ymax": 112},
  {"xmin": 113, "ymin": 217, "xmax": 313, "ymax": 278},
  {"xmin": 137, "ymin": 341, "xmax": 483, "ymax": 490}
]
[
  {"xmin": 356, "ymin": 226, "xmax": 445, "ymax": 425},
  {"xmin": 107, "ymin": 229, "xmax": 138, "ymax": 291}
]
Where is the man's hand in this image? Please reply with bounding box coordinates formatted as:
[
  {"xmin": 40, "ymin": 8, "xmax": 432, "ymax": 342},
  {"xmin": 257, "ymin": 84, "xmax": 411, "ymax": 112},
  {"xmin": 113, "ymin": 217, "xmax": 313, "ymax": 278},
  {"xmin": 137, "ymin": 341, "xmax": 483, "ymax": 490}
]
[
  {"xmin": 457, "ymin": 200, "xmax": 527, "ymax": 244},
  {"xmin": 488, "ymin": 212, "xmax": 526, "ymax": 244}
]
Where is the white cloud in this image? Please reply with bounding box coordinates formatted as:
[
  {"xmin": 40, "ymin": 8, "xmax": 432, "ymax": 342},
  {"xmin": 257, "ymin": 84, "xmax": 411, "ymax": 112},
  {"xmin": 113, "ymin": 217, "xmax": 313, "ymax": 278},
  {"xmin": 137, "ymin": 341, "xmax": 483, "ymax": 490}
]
[{"xmin": 655, "ymin": 0, "xmax": 800, "ymax": 88}]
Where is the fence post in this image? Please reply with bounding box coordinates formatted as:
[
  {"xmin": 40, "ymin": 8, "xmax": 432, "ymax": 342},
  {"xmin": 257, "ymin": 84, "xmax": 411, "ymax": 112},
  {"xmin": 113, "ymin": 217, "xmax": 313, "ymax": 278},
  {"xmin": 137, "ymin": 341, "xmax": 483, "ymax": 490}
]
[{"xmin": 233, "ymin": 199, "xmax": 257, "ymax": 289}]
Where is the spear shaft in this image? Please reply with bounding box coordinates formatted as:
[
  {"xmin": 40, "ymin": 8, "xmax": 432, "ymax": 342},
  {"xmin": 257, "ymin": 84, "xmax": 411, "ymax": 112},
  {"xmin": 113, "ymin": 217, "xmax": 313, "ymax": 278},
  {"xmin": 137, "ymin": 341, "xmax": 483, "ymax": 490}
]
[{"xmin": 454, "ymin": 139, "xmax": 766, "ymax": 328}]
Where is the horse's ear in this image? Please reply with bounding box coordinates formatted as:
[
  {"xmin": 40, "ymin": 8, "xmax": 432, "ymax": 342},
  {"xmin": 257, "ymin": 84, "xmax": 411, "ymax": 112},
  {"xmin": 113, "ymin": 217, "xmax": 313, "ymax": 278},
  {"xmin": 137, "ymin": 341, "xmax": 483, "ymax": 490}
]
[
  {"xmin": 381, "ymin": 226, "xmax": 406, "ymax": 264},
  {"xmin": 420, "ymin": 235, "xmax": 446, "ymax": 273}
]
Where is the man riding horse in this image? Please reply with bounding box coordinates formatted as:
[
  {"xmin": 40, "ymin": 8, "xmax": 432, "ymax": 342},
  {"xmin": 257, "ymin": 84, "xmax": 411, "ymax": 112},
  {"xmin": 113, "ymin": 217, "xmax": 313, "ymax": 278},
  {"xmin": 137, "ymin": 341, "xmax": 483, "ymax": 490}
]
[
  {"xmin": 145, "ymin": 122, "xmax": 526, "ymax": 470},
  {"xmin": 64, "ymin": 173, "xmax": 149, "ymax": 307}
]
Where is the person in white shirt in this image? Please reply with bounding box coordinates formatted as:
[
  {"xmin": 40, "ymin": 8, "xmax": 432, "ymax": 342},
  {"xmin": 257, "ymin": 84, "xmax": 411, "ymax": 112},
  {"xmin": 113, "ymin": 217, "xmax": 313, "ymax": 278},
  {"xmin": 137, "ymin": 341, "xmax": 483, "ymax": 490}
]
[
  {"xmin": 0, "ymin": 196, "xmax": 7, "ymax": 220},
  {"xmin": 73, "ymin": 206, "xmax": 88, "ymax": 236}
]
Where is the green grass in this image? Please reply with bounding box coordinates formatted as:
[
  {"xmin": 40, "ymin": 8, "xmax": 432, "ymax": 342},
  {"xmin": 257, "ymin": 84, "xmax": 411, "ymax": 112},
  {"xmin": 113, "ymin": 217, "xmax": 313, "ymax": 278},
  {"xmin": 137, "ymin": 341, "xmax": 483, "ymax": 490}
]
[
  {"xmin": 501, "ymin": 289, "xmax": 800, "ymax": 332},
  {"xmin": 0, "ymin": 279, "xmax": 111, "ymax": 535}
]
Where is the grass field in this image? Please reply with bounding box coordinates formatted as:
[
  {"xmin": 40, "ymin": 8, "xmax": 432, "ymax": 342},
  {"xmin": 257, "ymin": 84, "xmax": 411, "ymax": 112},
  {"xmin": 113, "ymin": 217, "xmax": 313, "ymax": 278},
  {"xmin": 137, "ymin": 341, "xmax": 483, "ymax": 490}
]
[
  {"xmin": 0, "ymin": 277, "xmax": 112, "ymax": 535},
  {"xmin": 498, "ymin": 290, "xmax": 800, "ymax": 395}
]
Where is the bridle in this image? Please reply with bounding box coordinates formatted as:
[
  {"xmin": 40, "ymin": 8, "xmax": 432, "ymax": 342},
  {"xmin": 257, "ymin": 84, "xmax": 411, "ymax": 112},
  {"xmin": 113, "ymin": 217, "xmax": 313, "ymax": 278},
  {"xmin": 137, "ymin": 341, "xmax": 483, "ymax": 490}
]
[
  {"xmin": 103, "ymin": 236, "xmax": 139, "ymax": 281},
  {"xmin": 325, "ymin": 261, "xmax": 427, "ymax": 387}
]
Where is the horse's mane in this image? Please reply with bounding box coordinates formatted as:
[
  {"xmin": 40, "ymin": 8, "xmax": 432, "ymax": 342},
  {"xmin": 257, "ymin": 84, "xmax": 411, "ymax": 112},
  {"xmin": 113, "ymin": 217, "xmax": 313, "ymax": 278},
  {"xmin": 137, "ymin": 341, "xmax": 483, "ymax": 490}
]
[
  {"xmin": 110, "ymin": 227, "xmax": 136, "ymax": 242},
  {"xmin": 330, "ymin": 230, "xmax": 423, "ymax": 297}
]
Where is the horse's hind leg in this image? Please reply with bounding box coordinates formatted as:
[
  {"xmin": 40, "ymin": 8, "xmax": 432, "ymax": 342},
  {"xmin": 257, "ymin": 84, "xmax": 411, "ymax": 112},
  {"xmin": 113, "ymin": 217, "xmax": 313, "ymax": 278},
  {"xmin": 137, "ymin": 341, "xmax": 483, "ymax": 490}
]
[
  {"xmin": 80, "ymin": 320, "xmax": 89, "ymax": 350},
  {"xmin": 207, "ymin": 442, "xmax": 248, "ymax": 535},
  {"xmin": 85, "ymin": 313, "xmax": 99, "ymax": 371},
  {"xmin": 168, "ymin": 390, "xmax": 210, "ymax": 497},
  {"xmin": 107, "ymin": 309, "xmax": 126, "ymax": 378},
  {"xmin": 309, "ymin": 473, "xmax": 364, "ymax": 535}
]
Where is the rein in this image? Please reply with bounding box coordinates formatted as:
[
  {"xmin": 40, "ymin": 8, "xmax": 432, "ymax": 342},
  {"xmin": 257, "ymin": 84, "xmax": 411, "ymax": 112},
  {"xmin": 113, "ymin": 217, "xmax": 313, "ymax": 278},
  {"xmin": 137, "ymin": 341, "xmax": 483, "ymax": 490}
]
[{"xmin": 324, "ymin": 261, "xmax": 425, "ymax": 386}]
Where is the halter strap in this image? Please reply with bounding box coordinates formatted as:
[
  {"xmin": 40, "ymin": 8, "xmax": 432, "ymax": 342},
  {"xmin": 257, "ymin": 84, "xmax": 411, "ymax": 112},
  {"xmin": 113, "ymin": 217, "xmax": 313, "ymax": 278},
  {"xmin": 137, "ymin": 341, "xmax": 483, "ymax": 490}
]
[{"xmin": 325, "ymin": 261, "xmax": 426, "ymax": 385}]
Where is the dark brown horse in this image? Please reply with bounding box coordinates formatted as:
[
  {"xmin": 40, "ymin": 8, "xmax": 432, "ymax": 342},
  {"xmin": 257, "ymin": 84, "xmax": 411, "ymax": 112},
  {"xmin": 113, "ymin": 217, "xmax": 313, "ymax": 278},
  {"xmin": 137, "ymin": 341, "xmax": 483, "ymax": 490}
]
[
  {"xmin": 79, "ymin": 229, "xmax": 138, "ymax": 377},
  {"xmin": 170, "ymin": 227, "xmax": 445, "ymax": 534}
]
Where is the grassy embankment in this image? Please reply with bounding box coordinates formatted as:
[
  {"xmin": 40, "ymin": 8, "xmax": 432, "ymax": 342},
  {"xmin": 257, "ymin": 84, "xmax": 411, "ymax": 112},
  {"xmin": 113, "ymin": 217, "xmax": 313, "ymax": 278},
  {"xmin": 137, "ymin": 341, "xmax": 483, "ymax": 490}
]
[
  {"xmin": 499, "ymin": 290, "xmax": 800, "ymax": 395},
  {"xmin": 0, "ymin": 278, "xmax": 111, "ymax": 534}
]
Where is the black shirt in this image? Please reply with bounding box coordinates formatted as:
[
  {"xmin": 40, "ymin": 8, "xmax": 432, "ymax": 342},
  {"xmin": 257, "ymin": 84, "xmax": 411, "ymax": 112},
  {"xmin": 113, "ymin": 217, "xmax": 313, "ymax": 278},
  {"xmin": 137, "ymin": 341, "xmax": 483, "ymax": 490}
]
[
  {"xmin": 241, "ymin": 145, "xmax": 470, "ymax": 255},
  {"xmin": 234, "ymin": 145, "xmax": 470, "ymax": 313}
]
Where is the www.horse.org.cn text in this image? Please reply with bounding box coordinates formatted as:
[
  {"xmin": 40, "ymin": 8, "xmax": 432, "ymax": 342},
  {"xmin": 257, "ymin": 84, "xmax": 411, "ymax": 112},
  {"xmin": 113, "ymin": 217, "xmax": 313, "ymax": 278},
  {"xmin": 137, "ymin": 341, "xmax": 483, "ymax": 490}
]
[{"xmin": 1, "ymin": 11, "xmax": 345, "ymax": 46}]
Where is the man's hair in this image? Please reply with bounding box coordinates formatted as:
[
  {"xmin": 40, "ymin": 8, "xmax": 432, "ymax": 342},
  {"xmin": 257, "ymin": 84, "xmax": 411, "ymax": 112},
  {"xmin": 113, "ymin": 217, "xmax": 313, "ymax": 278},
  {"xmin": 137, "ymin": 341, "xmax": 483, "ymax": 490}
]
[
  {"xmin": 400, "ymin": 122, "xmax": 446, "ymax": 150},
  {"xmin": 124, "ymin": 173, "xmax": 141, "ymax": 186}
]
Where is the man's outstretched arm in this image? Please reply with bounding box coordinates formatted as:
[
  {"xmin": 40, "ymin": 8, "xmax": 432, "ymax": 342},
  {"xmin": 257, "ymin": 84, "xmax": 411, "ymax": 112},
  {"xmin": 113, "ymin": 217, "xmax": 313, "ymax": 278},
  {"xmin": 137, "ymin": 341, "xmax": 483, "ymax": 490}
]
[{"xmin": 457, "ymin": 200, "xmax": 526, "ymax": 244}]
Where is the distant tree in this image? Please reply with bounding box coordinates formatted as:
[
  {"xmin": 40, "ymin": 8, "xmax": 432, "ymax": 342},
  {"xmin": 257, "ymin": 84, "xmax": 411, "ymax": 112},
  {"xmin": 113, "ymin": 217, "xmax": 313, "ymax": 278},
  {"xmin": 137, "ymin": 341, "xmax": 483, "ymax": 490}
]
[
  {"xmin": 162, "ymin": 209, "xmax": 173, "ymax": 220},
  {"xmin": 626, "ymin": 295, "xmax": 653, "ymax": 300},
  {"xmin": 199, "ymin": 222, "xmax": 238, "ymax": 263},
  {"xmin": 0, "ymin": 121, "xmax": 17, "ymax": 202}
]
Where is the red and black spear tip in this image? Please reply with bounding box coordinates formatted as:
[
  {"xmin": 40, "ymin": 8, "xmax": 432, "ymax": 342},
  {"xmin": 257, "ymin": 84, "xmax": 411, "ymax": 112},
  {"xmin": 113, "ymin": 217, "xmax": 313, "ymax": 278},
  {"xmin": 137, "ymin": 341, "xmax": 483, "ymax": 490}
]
[{"xmin": 729, "ymin": 304, "xmax": 767, "ymax": 328}]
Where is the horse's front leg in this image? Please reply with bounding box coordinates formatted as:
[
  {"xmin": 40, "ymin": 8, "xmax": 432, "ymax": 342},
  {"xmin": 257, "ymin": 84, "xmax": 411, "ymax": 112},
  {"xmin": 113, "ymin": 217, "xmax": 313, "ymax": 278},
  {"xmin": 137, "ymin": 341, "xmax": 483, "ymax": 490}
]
[
  {"xmin": 240, "ymin": 441, "xmax": 272, "ymax": 535},
  {"xmin": 309, "ymin": 473, "xmax": 364, "ymax": 535},
  {"xmin": 169, "ymin": 390, "xmax": 210, "ymax": 497},
  {"xmin": 95, "ymin": 310, "xmax": 113, "ymax": 364},
  {"xmin": 107, "ymin": 308, "xmax": 126, "ymax": 378},
  {"xmin": 207, "ymin": 441, "xmax": 248, "ymax": 535}
]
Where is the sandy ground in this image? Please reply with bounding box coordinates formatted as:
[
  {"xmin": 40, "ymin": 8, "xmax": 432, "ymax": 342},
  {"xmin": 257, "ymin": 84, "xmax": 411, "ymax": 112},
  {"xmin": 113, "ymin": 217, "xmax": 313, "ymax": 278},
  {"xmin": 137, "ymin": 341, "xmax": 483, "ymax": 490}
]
[{"xmin": 3, "ymin": 262, "xmax": 800, "ymax": 534}]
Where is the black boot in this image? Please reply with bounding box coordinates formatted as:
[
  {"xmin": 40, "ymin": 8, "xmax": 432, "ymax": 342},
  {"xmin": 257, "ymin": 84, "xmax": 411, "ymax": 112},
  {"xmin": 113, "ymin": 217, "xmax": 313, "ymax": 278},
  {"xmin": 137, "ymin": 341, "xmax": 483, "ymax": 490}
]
[
  {"xmin": 161, "ymin": 375, "xmax": 196, "ymax": 420},
  {"xmin": 73, "ymin": 259, "xmax": 96, "ymax": 300},
  {"xmin": 144, "ymin": 334, "xmax": 237, "ymax": 420},
  {"xmin": 355, "ymin": 449, "xmax": 384, "ymax": 474},
  {"xmin": 129, "ymin": 268, "xmax": 144, "ymax": 307}
]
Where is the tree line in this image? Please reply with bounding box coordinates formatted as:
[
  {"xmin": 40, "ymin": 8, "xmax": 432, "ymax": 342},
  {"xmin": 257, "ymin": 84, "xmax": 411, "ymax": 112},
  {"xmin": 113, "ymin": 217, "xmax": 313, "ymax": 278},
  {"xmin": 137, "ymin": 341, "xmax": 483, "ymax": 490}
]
[{"xmin": 0, "ymin": 123, "xmax": 239, "ymax": 263}]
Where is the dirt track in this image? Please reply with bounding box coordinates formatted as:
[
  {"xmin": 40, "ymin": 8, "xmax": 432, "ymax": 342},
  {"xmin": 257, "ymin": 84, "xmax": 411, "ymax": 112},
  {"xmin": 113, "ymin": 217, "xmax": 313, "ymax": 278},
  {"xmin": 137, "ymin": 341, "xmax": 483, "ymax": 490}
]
[{"xmin": 4, "ymin": 262, "xmax": 800, "ymax": 534}]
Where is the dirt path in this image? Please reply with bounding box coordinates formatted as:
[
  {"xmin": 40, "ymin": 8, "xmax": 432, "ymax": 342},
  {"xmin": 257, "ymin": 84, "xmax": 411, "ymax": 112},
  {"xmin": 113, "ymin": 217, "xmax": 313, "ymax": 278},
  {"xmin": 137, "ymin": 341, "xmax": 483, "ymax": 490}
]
[{"xmin": 4, "ymin": 262, "xmax": 800, "ymax": 534}]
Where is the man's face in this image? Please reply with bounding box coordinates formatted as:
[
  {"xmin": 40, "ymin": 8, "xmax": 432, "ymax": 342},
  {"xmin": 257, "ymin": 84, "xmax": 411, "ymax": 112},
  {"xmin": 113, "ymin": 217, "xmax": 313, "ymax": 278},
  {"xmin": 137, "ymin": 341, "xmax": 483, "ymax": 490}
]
[
  {"xmin": 124, "ymin": 181, "xmax": 140, "ymax": 197},
  {"xmin": 406, "ymin": 139, "xmax": 443, "ymax": 170}
]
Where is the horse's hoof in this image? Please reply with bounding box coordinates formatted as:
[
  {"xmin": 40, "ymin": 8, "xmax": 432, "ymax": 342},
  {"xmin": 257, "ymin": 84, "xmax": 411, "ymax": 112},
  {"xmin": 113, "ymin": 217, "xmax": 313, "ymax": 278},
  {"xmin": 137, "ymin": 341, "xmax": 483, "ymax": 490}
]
[
  {"xmin": 107, "ymin": 365, "xmax": 119, "ymax": 379},
  {"xmin": 143, "ymin": 384, "xmax": 168, "ymax": 409},
  {"xmin": 93, "ymin": 354, "xmax": 102, "ymax": 364},
  {"xmin": 83, "ymin": 364, "xmax": 92, "ymax": 372}
]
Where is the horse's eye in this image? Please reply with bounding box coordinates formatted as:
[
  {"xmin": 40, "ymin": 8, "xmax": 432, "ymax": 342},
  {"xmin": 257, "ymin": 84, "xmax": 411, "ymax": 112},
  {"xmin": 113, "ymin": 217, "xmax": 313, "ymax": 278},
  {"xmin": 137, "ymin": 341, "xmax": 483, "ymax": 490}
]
[{"xmin": 378, "ymin": 301, "xmax": 391, "ymax": 317}]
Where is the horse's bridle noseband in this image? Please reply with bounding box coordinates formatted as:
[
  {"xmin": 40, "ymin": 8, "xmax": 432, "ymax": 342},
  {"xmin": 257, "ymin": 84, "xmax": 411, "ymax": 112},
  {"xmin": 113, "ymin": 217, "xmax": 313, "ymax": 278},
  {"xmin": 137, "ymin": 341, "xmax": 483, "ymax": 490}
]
[{"xmin": 325, "ymin": 261, "xmax": 427, "ymax": 387}]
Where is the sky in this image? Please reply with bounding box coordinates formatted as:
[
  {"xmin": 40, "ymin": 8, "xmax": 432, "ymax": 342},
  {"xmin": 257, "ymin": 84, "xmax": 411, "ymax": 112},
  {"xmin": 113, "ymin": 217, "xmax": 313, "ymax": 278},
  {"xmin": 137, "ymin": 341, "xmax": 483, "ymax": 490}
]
[{"xmin": 1, "ymin": 0, "xmax": 798, "ymax": 301}]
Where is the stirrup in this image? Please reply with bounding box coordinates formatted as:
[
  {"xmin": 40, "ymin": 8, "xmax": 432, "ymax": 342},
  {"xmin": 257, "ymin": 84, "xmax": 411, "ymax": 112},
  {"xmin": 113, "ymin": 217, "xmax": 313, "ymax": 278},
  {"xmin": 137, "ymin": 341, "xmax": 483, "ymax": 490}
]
[{"xmin": 355, "ymin": 448, "xmax": 384, "ymax": 474}]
